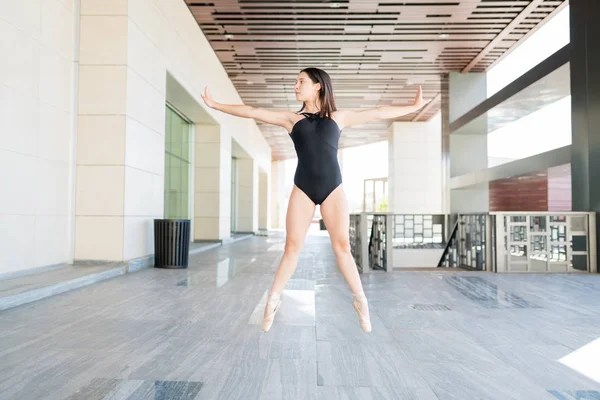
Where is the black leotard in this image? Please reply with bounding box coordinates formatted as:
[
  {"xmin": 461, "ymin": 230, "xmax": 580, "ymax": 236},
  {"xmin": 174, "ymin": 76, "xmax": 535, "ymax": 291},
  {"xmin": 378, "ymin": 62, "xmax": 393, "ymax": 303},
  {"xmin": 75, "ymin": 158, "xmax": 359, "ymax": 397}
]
[{"xmin": 288, "ymin": 112, "xmax": 342, "ymax": 205}]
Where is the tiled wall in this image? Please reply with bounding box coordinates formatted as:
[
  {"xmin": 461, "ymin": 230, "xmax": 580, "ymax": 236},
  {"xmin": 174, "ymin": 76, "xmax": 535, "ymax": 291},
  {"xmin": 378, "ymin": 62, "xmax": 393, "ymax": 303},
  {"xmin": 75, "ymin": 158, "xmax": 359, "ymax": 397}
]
[
  {"xmin": 76, "ymin": 1, "xmax": 166, "ymax": 261},
  {"xmin": 75, "ymin": 0, "xmax": 271, "ymax": 260},
  {"xmin": 388, "ymin": 114, "xmax": 443, "ymax": 214},
  {"xmin": 194, "ymin": 125, "xmax": 231, "ymax": 241},
  {"xmin": 258, "ymin": 171, "xmax": 269, "ymax": 230},
  {"xmin": 270, "ymin": 160, "xmax": 288, "ymax": 230},
  {"xmin": 1, "ymin": 0, "xmax": 271, "ymax": 273},
  {"xmin": 0, "ymin": 0, "xmax": 75, "ymax": 274},
  {"xmin": 237, "ymin": 158, "xmax": 258, "ymax": 232}
]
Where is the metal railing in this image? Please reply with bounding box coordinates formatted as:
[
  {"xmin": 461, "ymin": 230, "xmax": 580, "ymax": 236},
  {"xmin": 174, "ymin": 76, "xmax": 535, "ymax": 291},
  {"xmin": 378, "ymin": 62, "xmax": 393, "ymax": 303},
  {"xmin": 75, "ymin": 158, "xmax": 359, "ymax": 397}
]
[
  {"xmin": 493, "ymin": 212, "xmax": 597, "ymax": 273},
  {"xmin": 350, "ymin": 213, "xmax": 448, "ymax": 273},
  {"xmin": 437, "ymin": 214, "xmax": 490, "ymax": 270},
  {"xmin": 391, "ymin": 214, "xmax": 446, "ymax": 248},
  {"xmin": 349, "ymin": 211, "xmax": 597, "ymax": 274},
  {"xmin": 349, "ymin": 214, "xmax": 363, "ymax": 273},
  {"xmin": 369, "ymin": 214, "xmax": 389, "ymax": 271},
  {"xmin": 438, "ymin": 219, "xmax": 459, "ymax": 268}
]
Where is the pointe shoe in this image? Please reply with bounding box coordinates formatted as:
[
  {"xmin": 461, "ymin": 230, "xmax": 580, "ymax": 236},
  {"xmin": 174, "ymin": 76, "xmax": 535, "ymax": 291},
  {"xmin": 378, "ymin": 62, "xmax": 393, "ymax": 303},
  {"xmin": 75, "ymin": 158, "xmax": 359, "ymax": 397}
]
[
  {"xmin": 261, "ymin": 292, "xmax": 282, "ymax": 332},
  {"xmin": 352, "ymin": 292, "xmax": 372, "ymax": 333}
]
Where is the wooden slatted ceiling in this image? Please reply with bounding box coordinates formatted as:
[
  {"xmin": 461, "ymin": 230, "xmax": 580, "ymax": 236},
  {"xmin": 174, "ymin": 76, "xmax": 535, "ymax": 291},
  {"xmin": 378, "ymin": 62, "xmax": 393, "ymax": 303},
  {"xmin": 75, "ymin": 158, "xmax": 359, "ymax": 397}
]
[{"xmin": 185, "ymin": 0, "xmax": 566, "ymax": 160}]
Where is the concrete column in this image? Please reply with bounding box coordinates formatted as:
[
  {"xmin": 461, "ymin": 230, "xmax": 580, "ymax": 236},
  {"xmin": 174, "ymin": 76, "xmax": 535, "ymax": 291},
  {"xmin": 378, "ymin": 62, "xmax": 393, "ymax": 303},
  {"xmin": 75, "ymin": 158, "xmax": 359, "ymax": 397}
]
[
  {"xmin": 76, "ymin": 1, "xmax": 165, "ymax": 261},
  {"xmin": 258, "ymin": 170, "xmax": 270, "ymax": 230},
  {"xmin": 570, "ymin": 0, "xmax": 600, "ymax": 254},
  {"xmin": 387, "ymin": 114, "xmax": 442, "ymax": 214},
  {"xmin": 194, "ymin": 125, "xmax": 231, "ymax": 241},
  {"xmin": 237, "ymin": 158, "xmax": 258, "ymax": 232},
  {"xmin": 270, "ymin": 160, "xmax": 287, "ymax": 229},
  {"xmin": 443, "ymin": 71, "xmax": 489, "ymax": 213}
]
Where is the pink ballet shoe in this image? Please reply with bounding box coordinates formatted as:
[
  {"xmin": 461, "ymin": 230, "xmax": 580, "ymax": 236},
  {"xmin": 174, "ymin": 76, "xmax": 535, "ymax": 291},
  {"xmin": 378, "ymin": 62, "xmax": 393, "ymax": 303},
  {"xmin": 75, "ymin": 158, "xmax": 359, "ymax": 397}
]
[
  {"xmin": 261, "ymin": 292, "xmax": 282, "ymax": 332},
  {"xmin": 352, "ymin": 292, "xmax": 372, "ymax": 333}
]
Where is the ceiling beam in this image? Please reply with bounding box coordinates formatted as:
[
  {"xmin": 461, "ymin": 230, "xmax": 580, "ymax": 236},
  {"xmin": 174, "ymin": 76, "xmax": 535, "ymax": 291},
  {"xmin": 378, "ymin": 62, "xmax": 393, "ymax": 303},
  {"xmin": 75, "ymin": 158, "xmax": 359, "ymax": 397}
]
[
  {"xmin": 461, "ymin": 0, "xmax": 546, "ymax": 73},
  {"xmin": 412, "ymin": 93, "xmax": 441, "ymax": 122}
]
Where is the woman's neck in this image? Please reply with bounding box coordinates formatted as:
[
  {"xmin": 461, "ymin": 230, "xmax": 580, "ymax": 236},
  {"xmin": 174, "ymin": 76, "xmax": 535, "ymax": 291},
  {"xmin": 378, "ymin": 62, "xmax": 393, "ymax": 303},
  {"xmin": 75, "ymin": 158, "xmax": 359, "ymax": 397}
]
[{"xmin": 303, "ymin": 103, "xmax": 320, "ymax": 114}]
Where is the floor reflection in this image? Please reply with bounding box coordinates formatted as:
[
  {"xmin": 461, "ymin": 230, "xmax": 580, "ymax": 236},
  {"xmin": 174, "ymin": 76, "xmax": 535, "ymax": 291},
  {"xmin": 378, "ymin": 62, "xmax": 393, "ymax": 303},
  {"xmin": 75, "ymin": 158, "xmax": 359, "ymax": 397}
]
[
  {"xmin": 67, "ymin": 378, "xmax": 203, "ymax": 400},
  {"xmin": 444, "ymin": 276, "xmax": 539, "ymax": 308},
  {"xmin": 175, "ymin": 257, "xmax": 257, "ymax": 288}
]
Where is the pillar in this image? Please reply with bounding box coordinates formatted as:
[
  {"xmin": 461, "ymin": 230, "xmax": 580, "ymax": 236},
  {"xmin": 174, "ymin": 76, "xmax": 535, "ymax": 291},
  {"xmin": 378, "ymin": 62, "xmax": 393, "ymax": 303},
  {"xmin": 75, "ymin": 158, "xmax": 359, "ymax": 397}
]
[
  {"xmin": 237, "ymin": 158, "xmax": 258, "ymax": 233},
  {"xmin": 442, "ymin": 72, "xmax": 489, "ymax": 213},
  {"xmin": 194, "ymin": 125, "xmax": 232, "ymax": 241},
  {"xmin": 388, "ymin": 114, "xmax": 443, "ymax": 214},
  {"xmin": 75, "ymin": 1, "xmax": 166, "ymax": 261},
  {"xmin": 258, "ymin": 170, "xmax": 270, "ymax": 230},
  {"xmin": 270, "ymin": 160, "xmax": 287, "ymax": 229},
  {"xmin": 570, "ymin": 0, "xmax": 600, "ymax": 253}
]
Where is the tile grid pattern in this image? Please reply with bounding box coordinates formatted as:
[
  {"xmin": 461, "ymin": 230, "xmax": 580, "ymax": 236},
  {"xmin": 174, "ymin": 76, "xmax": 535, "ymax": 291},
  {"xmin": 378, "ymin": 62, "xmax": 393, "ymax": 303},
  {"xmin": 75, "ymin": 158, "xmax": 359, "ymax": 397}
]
[
  {"xmin": 184, "ymin": 0, "xmax": 567, "ymax": 160},
  {"xmin": 0, "ymin": 233, "xmax": 599, "ymax": 399}
]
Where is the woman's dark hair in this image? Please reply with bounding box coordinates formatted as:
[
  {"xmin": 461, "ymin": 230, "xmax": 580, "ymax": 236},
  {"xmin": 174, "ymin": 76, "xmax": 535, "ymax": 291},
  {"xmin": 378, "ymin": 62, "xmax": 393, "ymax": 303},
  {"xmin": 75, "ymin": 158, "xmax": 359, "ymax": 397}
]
[{"xmin": 298, "ymin": 67, "xmax": 337, "ymax": 119}]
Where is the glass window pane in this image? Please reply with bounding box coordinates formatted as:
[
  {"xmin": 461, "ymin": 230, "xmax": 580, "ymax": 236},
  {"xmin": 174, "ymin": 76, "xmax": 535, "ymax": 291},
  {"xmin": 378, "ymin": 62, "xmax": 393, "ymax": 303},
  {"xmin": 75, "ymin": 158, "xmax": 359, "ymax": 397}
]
[{"xmin": 164, "ymin": 106, "xmax": 191, "ymax": 219}]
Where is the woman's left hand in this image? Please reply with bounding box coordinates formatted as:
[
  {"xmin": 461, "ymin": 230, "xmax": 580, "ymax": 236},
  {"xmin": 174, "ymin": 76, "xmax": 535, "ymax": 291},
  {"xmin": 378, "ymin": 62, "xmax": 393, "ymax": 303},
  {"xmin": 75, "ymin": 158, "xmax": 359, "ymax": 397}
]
[{"xmin": 413, "ymin": 85, "xmax": 427, "ymax": 109}]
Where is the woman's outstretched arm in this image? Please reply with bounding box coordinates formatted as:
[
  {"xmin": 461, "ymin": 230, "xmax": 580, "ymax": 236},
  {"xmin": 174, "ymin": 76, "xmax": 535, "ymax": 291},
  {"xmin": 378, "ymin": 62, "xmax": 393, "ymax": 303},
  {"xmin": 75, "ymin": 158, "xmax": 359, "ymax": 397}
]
[
  {"xmin": 336, "ymin": 86, "xmax": 429, "ymax": 129},
  {"xmin": 201, "ymin": 86, "xmax": 295, "ymax": 130}
]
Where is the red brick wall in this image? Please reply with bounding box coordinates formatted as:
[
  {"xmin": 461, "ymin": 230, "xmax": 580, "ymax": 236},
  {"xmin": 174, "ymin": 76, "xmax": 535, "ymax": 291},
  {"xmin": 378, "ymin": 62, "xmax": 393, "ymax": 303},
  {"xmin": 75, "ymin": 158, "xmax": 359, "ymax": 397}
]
[
  {"xmin": 489, "ymin": 175, "xmax": 548, "ymax": 211},
  {"xmin": 488, "ymin": 164, "xmax": 572, "ymax": 212}
]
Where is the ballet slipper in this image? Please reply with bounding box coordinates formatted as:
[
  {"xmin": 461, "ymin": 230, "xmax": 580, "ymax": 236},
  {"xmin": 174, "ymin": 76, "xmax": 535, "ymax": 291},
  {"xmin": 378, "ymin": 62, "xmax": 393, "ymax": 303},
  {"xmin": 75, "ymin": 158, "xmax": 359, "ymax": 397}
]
[
  {"xmin": 261, "ymin": 292, "xmax": 282, "ymax": 332},
  {"xmin": 352, "ymin": 291, "xmax": 372, "ymax": 333}
]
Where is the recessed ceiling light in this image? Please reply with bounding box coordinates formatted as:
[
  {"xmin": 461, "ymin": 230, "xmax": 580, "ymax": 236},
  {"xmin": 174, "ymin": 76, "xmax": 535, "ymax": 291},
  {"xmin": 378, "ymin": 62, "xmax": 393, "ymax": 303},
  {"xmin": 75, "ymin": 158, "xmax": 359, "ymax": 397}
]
[
  {"xmin": 439, "ymin": 33, "xmax": 449, "ymax": 39},
  {"xmin": 330, "ymin": 2, "xmax": 341, "ymax": 8},
  {"xmin": 325, "ymin": 63, "xmax": 332, "ymax": 67},
  {"xmin": 225, "ymin": 34, "xmax": 234, "ymax": 39},
  {"xmin": 247, "ymin": 81, "xmax": 254, "ymax": 85}
]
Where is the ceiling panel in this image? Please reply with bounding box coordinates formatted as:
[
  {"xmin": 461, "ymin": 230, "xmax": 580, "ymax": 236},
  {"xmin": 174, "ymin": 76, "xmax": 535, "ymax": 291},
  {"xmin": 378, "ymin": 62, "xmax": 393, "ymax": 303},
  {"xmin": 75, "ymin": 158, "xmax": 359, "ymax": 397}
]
[{"xmin": 184, "ymin": 0, "xmax": 567, "ymax": 160}]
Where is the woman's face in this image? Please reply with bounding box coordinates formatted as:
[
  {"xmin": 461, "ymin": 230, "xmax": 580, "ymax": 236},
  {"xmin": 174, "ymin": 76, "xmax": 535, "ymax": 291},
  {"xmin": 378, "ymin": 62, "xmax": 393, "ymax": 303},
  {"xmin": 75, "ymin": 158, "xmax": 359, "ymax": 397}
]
[{"xmin": 294, "ymin": 72, "xmax": 320, "ymax": 103}]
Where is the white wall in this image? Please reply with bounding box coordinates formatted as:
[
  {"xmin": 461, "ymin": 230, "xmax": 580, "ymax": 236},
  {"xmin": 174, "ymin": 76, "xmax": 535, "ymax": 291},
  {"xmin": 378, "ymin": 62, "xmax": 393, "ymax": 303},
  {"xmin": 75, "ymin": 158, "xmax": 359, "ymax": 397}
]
[
  {"xmin": 448, "ymin": 71, "xmax": 489, "ymax": 213},
  {"xmin": 258, "ymin": 170, "xmax": 269, "ymax": 230},
  {"xmin": 193, "ymin": 125, "xmax": 232, "ymax": 241},
  {"xmin": 393, "ymin": 249, "xmax": 443, "ymax": 269},
  {"xmin": 270, "ymin": 160, "xmax": 288, "ymax": 229},
  {"xmin": 237, "ymin": 158, "xmax": 258, "ymax": 232},
  {"xmin": 0, "ymin": 0, "xmax": 76, "ymax": 275},
  {"xmin": 388, "ymin": 113, "xmax": 442, "ymax": 214},
  {"xmin": 339, "ymin": 141, "xmax": 389, "ymax": 213},
  {"xmin": 75, "ymin": 0, "xmax": 271, "ymax": 261},
  {"xmin": 1, "ymin": 0, "xmax": 271, "ymax": 274}
]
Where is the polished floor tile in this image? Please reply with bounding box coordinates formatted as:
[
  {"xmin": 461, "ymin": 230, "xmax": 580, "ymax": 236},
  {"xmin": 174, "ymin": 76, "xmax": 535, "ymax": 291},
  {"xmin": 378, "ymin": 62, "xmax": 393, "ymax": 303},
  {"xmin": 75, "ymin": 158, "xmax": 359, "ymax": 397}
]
[
  {"xmin": 1, "ymin": 232, "xmax": 600, "ymax": 399},
  {"xmin": 548, "ymin": 390, "xmax": 600, "ymax": 400},
  {"xmin": 65, "ymin": 378, "xmax": 204, "ymax": 400}
]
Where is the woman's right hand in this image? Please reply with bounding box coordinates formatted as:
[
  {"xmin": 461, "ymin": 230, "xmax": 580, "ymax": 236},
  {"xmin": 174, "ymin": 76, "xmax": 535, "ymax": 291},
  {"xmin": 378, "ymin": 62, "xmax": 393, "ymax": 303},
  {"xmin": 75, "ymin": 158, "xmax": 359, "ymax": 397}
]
[{"xmin": 201, "ymin": 86, "xmax": 217, "ymax": 109}]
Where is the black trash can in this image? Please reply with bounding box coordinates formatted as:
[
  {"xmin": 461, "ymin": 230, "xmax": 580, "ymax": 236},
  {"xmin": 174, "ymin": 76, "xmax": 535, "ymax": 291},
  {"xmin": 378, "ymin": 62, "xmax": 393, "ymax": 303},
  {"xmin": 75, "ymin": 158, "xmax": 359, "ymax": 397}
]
[
  {"xmin": 319, "ymin": 219, "xmax": 326, "ymax": 230},
  {"xmin": 154, "ymin": 219, "xmax": 191, "ymax": 269}
]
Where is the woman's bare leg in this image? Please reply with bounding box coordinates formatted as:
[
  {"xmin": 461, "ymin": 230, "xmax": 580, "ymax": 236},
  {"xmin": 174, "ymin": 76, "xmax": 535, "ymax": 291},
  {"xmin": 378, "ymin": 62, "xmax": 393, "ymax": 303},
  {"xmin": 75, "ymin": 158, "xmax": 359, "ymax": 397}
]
[
  {"xmin": 320, "ymin": 184, "xmax": 371, "ymax": 332},
  {"xmin": 262, "ymin": 185, "xmax": 315, "ymax": 331},
  {"xmin": 320, "ymin": 185, "xmax": 363, "ymax": 294},
  {"xmin": 268, "ymin": 185, "xmax": 316, "ymax": 294}
]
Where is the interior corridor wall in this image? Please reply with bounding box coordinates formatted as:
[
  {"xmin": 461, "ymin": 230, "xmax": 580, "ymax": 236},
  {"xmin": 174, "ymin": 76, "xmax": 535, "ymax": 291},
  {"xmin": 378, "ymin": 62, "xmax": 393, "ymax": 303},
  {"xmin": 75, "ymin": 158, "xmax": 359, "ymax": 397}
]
[
  {"xmin": 76, "ymin": 0, "xmax": 271, "ymax": 261},
  {"xmin": 1, "ymin": 0, "xmax": 272, "ymax": 275},
  {"xmin": 0, "ymin": 1, "xmax": 76, "ymax": 276},
  {"xmin": 388, "ymin": 114, "xmax": 443, "ymax": 214}
]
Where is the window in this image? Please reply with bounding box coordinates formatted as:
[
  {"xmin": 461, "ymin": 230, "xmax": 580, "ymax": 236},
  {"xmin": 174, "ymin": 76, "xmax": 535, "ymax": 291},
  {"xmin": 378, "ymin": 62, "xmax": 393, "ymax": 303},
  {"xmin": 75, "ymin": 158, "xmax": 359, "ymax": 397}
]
[{"xmin": 164, "ymin": 105, "xmax": 192, "ymax": 219}]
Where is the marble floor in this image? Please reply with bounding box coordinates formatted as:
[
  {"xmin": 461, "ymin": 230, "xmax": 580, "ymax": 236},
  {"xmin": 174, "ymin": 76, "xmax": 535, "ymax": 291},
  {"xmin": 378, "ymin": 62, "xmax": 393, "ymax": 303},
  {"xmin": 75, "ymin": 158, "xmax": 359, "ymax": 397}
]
[{"xmin": 1, "ymin": 233, "xmax": 600, "ymax": 400}]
